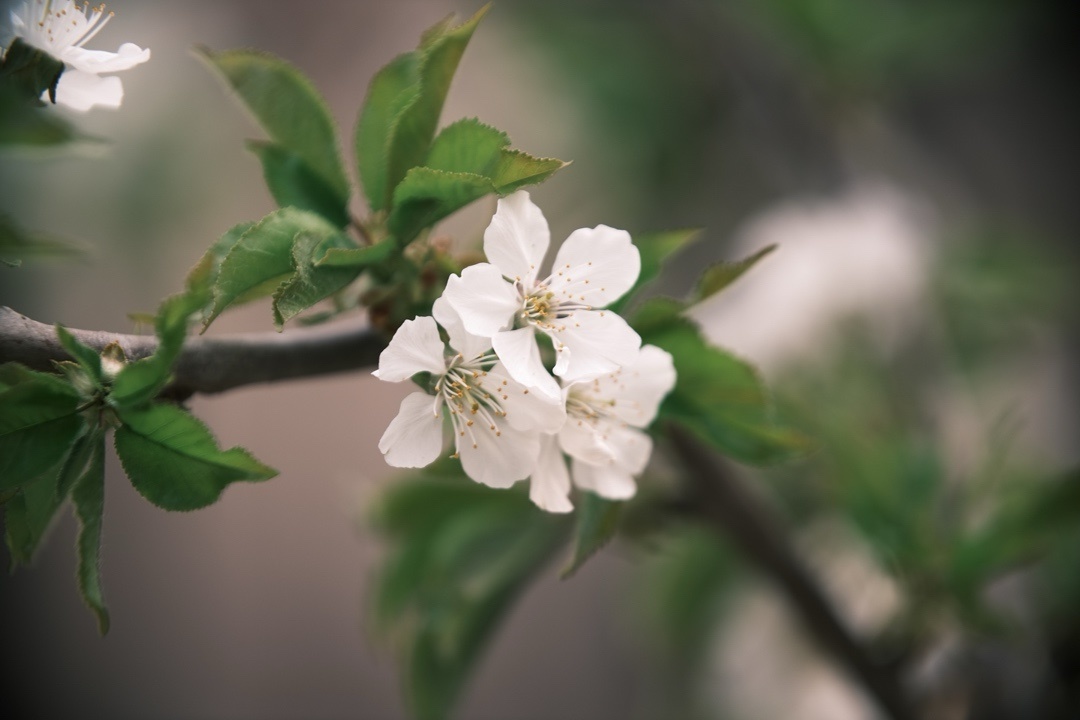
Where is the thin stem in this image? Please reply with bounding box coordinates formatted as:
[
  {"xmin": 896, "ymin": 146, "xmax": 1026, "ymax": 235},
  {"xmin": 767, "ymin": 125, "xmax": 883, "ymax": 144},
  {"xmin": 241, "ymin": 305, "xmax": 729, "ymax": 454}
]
[{"xmin": 666, "ymin": 424, "xmax": 915, "ymax": 720}]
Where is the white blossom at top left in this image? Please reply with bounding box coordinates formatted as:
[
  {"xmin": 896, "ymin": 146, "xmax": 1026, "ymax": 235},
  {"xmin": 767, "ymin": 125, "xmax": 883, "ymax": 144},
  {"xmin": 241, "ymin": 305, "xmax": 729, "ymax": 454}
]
[{"xmin": 7, "ymin": 0, "xmax": 150, "ymax": 111}]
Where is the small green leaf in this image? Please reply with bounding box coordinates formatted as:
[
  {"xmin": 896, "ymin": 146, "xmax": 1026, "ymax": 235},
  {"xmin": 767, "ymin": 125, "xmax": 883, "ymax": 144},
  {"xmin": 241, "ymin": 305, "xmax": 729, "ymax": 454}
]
[
  {"xmin": 611, "ymin": 228, "xmax": 701, "ymax": 313},
  {"xmin": 246, "ymin": 140, "xmax": 350, "ymax": 228},
  {"xmin": 426, "ymin": 118, "xmax": 566, "ymax": 192},
  {"xmin": 355, "ymin": 53, "xmax": 422, "ymax": 212},
  {"xmin": 639, "ymin": 526, "xmax": 736, "ymax": 664},
  {"xmin": 272, "ymin": 229, "xmax": 361, "ymax": 328},
  {"xmin": 186, "ymin": 221, "xmax": 255, "ymax": 300},
  {"xmin": 115, "ymin": 403, "xmax": 277, "ymax": 511},
  {"xmin": 110, "ymin": 289, "xmax": 208, "ymax": 409},
  {"xmin": 371, "ymin": 471, "xmax": 567, "ymax": 720},
  {"xmin": 561, "ymin": 491, "xmax": 623, "ymax": 578},
  {"xmin": 4, "ymin": 456, "xmax": 66, "ymax": 568},
  {"xmin": 425, "ymin": 118, "xmax": 508, "ymax": 175},
  {"xmin": 0, "ymin": 368, "xmax": 82, "ymax": 488},
  {"xmin": 316, "ymin": 237, "xmax": 397, "ymax": 268},
  {"xmin": 55, "ymin": 425, "xmax": 101, "ymax": 501},
  {"xmin": 634, "ymin": 299, "xmax": 810, "ymax": 465},
  {"xmin": 203, "ymin": 208, "xmax": 340, "ymax": 328},
  {"xmin": 0, "ymin": 38, "xmax": 64, "ymax": 103},
  {"xmin": 55, "ymin": 325, "xmax": 103, "ymax": 385},
  {"xmin": 0, "ymin": 81, "xmax": 93, "ymax": 148},
  {"xmin": 388, "ymin": 168, "xmax": 492, "ymax": 245},
  {"xmin": 70, "ymin": 431, "xmax": 108, "ymax": 634},
  {"xmin": 355, "ymin": 6, "xmax": 489, "ymax": 212},
  {"xmin": 200, "ymin": 47, "xmax": 349, "ymax": 205},
  {"xmin": 0, "ymin": 212, "xmax": 83, "ymax": 266},
  {"xmin": 693, "ymin": 244, "xmax": 777, "ymax": 302},
  {"xmin": 383, "ymin": 122, "xmax": 567, "ymax": 245},
  {"xmin": 488, "ymin": 149, "xmax": 566, "ymax": 193}
]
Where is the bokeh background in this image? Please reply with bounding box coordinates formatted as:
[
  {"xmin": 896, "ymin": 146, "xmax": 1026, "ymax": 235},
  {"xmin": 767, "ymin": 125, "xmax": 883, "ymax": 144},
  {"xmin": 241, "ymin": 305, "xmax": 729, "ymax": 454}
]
[{"xmin": 2, "ymin": 0, "xmax": 1078, "ymax": 718}]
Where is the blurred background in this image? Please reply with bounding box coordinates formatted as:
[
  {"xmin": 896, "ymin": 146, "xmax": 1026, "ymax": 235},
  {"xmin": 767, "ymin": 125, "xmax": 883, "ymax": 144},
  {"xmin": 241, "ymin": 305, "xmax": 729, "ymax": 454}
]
[{"xmin": 1, "ymin": 0, "xmax": 1078, "ymax": 718}]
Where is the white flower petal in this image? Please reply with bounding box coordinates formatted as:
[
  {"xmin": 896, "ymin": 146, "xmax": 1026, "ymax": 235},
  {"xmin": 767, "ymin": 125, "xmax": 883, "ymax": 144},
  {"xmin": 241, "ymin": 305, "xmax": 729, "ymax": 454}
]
[
  {"xmin": 432, "ymin": 295, "xmax": 491, "ymax": 360},
  {"xmin": 606, "ymin": 424, "xmax": 653, "ymax": 475},
  {"xmin": 571, "ymin": 457, "xmax": 637, "ymax": 500},
  {"xmin": 378, "ymin": 392, "xmax": 445, "ymax": 468},
  {"xmin": 530, "ymin": 434, "xmax": 573, "ymax": 513},
  {"xmin": 372, "ymin": 316, "xmax": 446, "ymax": 382},
  {"xmin": 550, "ymin": 309, "xmax": 641, "ymax": 383},
  {"xmin": 486, "ymin": 362, "xmax": 566, "ymax": 433},
  {"xmin": 442, "ymin": 263, "xmax": 519, "ymax": 338},
  {"xmin": 549, "ymin": 225, "xmax": 639, "ymax": 308},
  {"xmin": 559, "ymin": 416, "xmax": 616, "ymax": 466},
  {"xmin": 62, "ymin": 43, "xmax": 150, "ymax": 73},
  {"xmin": 49, "ymin": 70, "xmax": 122, "ymax": 111},
  {"xmin": 483, "ymin": 190, "xmax": 550, "ymax": 282},
  {"xmin": 602, "ymin": 345, "xmax": 677, "ymax": 427},
  {"xmin": 491, "ymin": 327, "xmax": 562, "ymax": 400},
  {"xmin": 458, "ymin": 424, "xmax": 539, "ymax": 489}
]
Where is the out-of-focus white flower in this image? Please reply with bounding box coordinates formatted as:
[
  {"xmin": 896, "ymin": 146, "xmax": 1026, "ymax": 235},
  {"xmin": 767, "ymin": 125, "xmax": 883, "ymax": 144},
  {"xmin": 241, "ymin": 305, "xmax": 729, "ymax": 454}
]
[
  {"xmin": 373, "ymin": 301, "xmax": 565, "ymax": 490},
  {"xmin": 529, "ymin": 344, "xmax": 676, "ymax": 511},
  {"xmin": 687, "ymin": 183, "xmax": 932, "ymax": 374},
  {"xmin": 8, "ymin": 0, "xmax": 150, "ymax": 111},
  {"xmin": 443, "ymin": 190, "xmax": 642, "ymax": 400}
]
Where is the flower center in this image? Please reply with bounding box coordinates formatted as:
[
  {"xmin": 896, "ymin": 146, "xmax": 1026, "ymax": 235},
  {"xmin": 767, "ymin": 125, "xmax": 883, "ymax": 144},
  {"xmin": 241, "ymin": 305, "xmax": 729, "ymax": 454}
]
[
  {"xmin": 26, "ymin": 1, "xmax": 114, "ymax": 54},
  {"xmin": 566, "ymin": 383, "xmax": 617, "ymax": 427},
  {"xmin": 521, "ymin": 290, "xmax": 555, "ymax": 324},
  {"xmin": 515, "ymin": 280, "xmax": 593, "ymax": 333},
  {"xmin": 435, "ymin": 352, "xmax": 509, "ymax": 452}
]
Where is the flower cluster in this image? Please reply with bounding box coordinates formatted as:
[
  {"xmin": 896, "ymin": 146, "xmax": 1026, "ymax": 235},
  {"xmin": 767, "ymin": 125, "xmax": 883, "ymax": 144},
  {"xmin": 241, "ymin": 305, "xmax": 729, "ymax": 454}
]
[
  {"xmin": 374, "ymin": 191, "xmax": 676, "ymax": 512},
  {"xmin": 7, "ymin": 0, "xmax": 150, "ymax": 111}
]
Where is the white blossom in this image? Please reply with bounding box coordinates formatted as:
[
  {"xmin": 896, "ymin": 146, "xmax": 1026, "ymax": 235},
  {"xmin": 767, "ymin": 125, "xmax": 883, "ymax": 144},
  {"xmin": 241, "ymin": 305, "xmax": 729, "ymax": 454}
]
[
  {"xmin": 529, "ymin": 344, "xmax": 676, "ymax": 512},
  {"xmin": 374, "ymin": 300, "xmax": 565, "ymax": 490},
  {"xmin": 8, "ymin": 0, "xmax": 150, "ymax": 111},
  {"xmin": 442, "ymin": 190, "xmax": 642, "ymax": 400}
]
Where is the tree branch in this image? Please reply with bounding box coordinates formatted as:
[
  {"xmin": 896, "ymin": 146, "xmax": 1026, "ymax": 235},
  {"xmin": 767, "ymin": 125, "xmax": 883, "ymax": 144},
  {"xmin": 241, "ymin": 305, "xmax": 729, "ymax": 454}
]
[
  {"xmin": 0, "ymin": 306, "xmax": 386, "ymax": 399},
  {"xmin": 667, "ymin": 425, "xmax": 914, "ymax": 720}
]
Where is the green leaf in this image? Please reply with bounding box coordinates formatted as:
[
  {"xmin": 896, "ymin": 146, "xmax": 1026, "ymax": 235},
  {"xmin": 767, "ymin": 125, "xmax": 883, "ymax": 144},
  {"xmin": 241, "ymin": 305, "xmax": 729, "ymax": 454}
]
[
  {"xmin": 316, "ymin": 237, "xmax": 397, "ymax": 268},
  {"xmin": 70, "ymin": 431, "xmax": 108, "ymax": 634},
  {"xmin": 355, "ymin": 53, "xmax": 422, "ymax": 212},
  {"xmin": 55, "ymin": 425, "xmax": 101, "ymax": 501},
  {"xmin": 425, "ymin": 118, "xmax": 508, "ymax": 175},
  {"xmin": 639, "ymin": 526, "xmax": 736, "ymax": 664},
  {"xmin": 186, "ymin": 221, "xmax": 254, "ymax": 300},
  {"xmin": 110, "ymin": 289, "xmax": 208, "ymax": 409},
  {"xmin": 0, "ymin": 368, "xmax": 82, "ymax": 489},
  {"xmin": 634, "ymin": 299, "xmax": 810, "ymax": 465},
  {"xmin": 385, "ymin": 122, "xmax": 567, "ymax": 245},
  {"xmin": 4, "ymin": 456, "xmax": 66, "ymax": 568},
  {"xmin": 114, "ymin": 403, "xmax": 277, "ymax": 511},
  {"xmin": 272, "ymin": 229, "xmax": 361, "ymax": 328},
  {"xmin": 0, "ymin": 212, "xmax": 83, "ymax": 266},
  {"xmin": 372, "ymin": 472, "xmax": 567, "ymax": 720},
  {"xmin": 611, "ymin": 228, "xmax": 701, "ymax": 314},
  {"xmin": 246, "ymin": 140, "xmax": 350, "ymax": 228},
  {"xmin": 203, "ymin": 208, "xmax": 340, "ymax": 328},
  {"xmin": 0, "ymin": 38, "xmax": 63, "ymax": 103},
  {"xmin": 55, "ymin": 325, "xmax": 103, "ymax": 385},
  {"xmin": 488, "ymin": 149, "xmax": 566, "ymax": 193},
  {"xmin": 388, "ymin": 168, "xmax": 493, "ymax": 245},
  {"xmin": 0, "ymin": 88, "xmax": 88, "ymax": 148},
  {"xmin": 693, "ymin": 244, "xmax": 777, "ymax": 302},
  {"xmin": 425, "ymin": 118, "xmax": 566, "ymax": 192},
  {"xmin": 200, "ymin": 47, "xmax": 349, "ymax": 205},
  {"xmin": 355, "ymin": 6, "xmax": 489, "ymax": 212},
  {"xmin": 561, "ymin": 491, "xmax": 622, "ymax": 578}
]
